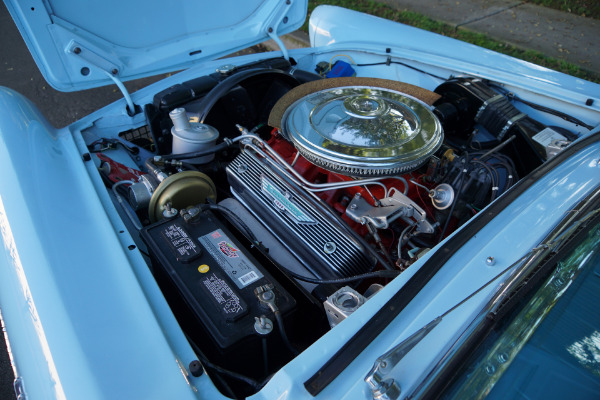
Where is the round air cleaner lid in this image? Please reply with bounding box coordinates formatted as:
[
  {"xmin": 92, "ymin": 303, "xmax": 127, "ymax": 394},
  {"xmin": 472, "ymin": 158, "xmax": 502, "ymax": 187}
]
[{"xmin": 281, "ymin": 86, "xmax": 443, "ymax": 176}]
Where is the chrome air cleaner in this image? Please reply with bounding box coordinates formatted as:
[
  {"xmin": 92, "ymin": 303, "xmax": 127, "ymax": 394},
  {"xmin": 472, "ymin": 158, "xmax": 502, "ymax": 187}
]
[{"xmin": 272, "ymin": 78, "xmax": 443, "ymax": 177}]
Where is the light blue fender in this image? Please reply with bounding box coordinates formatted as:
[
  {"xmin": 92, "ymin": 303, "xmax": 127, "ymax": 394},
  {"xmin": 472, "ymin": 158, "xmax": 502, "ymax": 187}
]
[
  {"xmin": 0, "ymin": 87, "xmax": 221, "ymax": 399},
  {"xmin": 308, "ymin": 5, "xmax": 600, "ymax": 116}
]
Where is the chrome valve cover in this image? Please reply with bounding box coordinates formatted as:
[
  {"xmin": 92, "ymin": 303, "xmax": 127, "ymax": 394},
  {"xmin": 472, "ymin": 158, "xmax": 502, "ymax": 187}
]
[{"xmin": 226, "ymin": 149, "xmax": 376, "ymax": 280}]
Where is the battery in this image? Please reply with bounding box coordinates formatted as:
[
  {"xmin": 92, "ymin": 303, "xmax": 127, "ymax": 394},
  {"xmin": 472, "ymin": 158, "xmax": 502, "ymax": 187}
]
[{"xmin": 140, "ymin": 210, "xmax": 296, "ymax": 350}]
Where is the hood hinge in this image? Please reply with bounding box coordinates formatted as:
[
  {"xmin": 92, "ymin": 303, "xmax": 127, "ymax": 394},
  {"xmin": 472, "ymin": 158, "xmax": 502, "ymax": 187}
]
[
  {"xmin": 66, "ymin": 41, "xmax": 137, "ymax": 115},
  {"xmin": 265, "ymin": 0, "xmax": 294, "ymax": 60},
  {"xmin": 14, "ymin": 376, "xmax": 27, "ymax": 400}
]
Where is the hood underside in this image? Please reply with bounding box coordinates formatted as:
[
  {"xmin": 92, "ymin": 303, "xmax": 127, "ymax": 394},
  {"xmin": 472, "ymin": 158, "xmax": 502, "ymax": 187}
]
[{"xmin": 4, "ymin": 0, "xmax": 307, "ymax": 91}]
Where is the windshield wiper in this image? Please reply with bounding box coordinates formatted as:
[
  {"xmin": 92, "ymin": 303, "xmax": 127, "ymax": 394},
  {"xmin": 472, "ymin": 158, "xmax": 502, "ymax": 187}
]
[
  {"xmin": 363, "ymin": 250, "xmax": 532, "ymax": 400},
  {"xmin": 404, "ymin": 195, "xmax": 600, "ymax": 400},
  {"xmin": 364, "ymin": 203, "xmax": 600, "ymax": 400},
  {"xmin": 365, "ymin": 318, "xmax": 442, "ymax": 400}
]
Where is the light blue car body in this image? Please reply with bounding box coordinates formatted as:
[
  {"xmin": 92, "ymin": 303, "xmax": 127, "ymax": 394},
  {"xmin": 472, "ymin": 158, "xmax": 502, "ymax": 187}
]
[{"xmin": 1, "ymin": 2, "xmax": 599, "ymax": 399}]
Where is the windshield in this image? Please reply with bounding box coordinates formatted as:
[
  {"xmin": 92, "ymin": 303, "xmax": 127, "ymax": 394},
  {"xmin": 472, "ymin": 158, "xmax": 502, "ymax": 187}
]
[{"xmin": 444, "ymin": 217, "xmax": 600, "ymax": 399}]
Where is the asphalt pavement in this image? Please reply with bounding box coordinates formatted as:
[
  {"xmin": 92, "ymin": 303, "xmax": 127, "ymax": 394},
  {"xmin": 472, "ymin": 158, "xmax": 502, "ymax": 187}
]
[{"xmin": 0, "ymin": 1, "xmax": 598, "ymax": 399}]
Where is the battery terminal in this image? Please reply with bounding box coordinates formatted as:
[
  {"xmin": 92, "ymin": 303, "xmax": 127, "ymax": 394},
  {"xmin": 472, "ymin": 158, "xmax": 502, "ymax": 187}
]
[
  {"xmin": 254, "ymin": 283, "xmax": 298, "ymax": 355},
  {"xmin": 254, "ymin": 315, "xmax": 274, "ymax": 335},
  {"xmin": 255, "ymin": 283, "xmax": 278, "ymax": 313}
]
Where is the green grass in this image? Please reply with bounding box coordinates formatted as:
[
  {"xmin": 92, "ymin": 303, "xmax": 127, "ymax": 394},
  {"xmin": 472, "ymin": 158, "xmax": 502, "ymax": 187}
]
[
  {"xmin": 524, "ymin": 0, "xmax": 600, "ymax": 19},
  {"xmin": 304, "ymin": 0, "xmax": 600, "ymax": 83}
]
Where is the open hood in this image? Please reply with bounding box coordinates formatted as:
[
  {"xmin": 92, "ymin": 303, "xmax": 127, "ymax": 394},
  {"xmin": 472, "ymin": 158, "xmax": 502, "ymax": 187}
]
[{"xmin": 4, "ymin": 0, "xmax": 307, "ymax": 91}]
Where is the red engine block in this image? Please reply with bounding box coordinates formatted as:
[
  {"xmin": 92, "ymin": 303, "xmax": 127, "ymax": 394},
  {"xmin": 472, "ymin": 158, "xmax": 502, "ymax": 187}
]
[{"xmin": 267, "ymin": 132, "xmax": 436, "ymax": 246}]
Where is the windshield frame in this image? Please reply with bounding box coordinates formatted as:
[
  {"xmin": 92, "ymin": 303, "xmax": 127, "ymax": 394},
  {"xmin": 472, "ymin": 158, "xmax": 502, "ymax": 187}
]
[{"xmin": 409, "ymin": 186, "xmax": 600, "ymax": 399}]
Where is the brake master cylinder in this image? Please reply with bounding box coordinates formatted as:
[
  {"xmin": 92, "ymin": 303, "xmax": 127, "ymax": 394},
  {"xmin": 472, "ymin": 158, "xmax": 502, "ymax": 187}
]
[{"xmin": 170, "ymin": 107, "xmax": 219, "ymax": 163}]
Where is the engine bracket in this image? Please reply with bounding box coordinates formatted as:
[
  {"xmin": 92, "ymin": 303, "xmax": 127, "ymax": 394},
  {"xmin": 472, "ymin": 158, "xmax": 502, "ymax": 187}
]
[{"xmin": 346, "ymin": 190, "xmax": 434, "ymax": 234}]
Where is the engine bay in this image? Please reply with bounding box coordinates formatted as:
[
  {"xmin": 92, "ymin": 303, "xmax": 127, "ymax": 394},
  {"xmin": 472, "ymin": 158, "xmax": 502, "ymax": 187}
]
[{"xmin": 83, "ymin": 54, "xmax": 587, "ymax": 397}]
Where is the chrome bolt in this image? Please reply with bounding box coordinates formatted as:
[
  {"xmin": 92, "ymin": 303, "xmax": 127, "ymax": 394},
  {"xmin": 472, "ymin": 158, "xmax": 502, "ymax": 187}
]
[
  {"xmin": 323, "ymin": 241, "xmax": 337, "ymax": 254},
  {"xmin": 370, "ymin": 378, "xmax": 401, "ymax": 400},
  {"xmin": 261, "ymin": 291, "xmax": 274, "ymax": 301},
  {"xmin": 497, "ymin": 352, "xmax": 509, "ymax": 364},
  {"xmin": 254, "ymin": 316, "xmax": 273, "ymax": 335},
  {"xmin": 237, "ymin": 164, "xmax": 248, "ymax": 173},
  {"xmin": 216, "ymin": 64, "xmax": 236, "ymax": 75},
  {"xmin": 486, "ymin": 256, "xmax": 496, "ymax": 266},
  {"xmin": 163, "ymin": 202, "xmax": 178, "ymax": 219}
]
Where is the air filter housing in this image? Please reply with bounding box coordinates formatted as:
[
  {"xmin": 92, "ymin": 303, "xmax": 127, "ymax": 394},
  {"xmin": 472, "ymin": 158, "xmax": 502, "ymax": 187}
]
[{"xmin": 280, "ymin": 85, "xmax": 443, "ymax": 177}]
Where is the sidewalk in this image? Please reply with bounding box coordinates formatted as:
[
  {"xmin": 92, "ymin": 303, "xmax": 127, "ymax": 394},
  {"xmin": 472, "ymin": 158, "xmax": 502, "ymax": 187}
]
[{"xmin": 271, "ymin": 0, "xmax": 600, "ymax": 75}]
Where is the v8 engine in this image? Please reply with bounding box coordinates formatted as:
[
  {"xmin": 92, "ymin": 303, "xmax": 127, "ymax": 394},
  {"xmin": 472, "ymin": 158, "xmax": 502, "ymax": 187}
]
[{"xmin": 88, "ymin": 56, "xmax": 572, "ymax": 398}]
